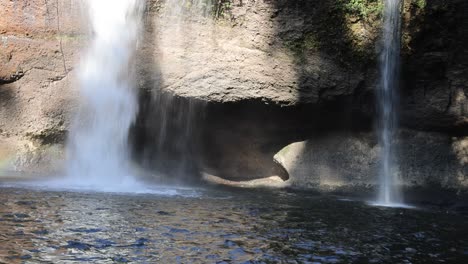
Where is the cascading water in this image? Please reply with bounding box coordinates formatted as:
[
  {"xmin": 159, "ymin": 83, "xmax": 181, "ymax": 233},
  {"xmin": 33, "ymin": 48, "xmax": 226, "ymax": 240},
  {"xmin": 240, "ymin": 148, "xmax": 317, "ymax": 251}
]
[
  {"xmin": 66, "ymin": 0, "xmax": 144, "ymax": 190},
  {"xmin": 132, "ymin": 0, "xmax": 210, "ymax": 182},
  {"xmin": 376, "ymin": 0, "xmax": 403, "ymax": 205}
]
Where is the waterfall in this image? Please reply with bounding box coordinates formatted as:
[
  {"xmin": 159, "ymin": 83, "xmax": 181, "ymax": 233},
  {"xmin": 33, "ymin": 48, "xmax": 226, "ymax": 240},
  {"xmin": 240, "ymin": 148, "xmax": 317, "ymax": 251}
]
[
  {"xmin": 66, "ymin": 0, "xmax": 144, "ymax": 189},
  {"xmin": 376, "ymin": 0, "xmax": 403, "ymax": 205}
]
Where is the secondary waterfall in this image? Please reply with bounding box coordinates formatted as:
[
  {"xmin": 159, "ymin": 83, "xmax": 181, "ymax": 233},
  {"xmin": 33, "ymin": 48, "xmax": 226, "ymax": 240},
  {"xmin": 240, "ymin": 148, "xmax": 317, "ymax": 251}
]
[
  {"xmin": 377, "ymin": 0, "xmax": 402, "ymax": 205},
  {"xmin": 66, "ymin": 0, "xmax": 144, "ymax": 189}
]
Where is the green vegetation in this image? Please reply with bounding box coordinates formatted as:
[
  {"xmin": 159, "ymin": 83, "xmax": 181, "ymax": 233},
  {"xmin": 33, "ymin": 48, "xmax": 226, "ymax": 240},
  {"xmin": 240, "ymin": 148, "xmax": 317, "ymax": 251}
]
[
  {"xmin": 283, "ymin": 33, "xmax": 319, "ymax": 60},
  {"xmin": 414, "ymin": 0, "xmax": 426, "ymax": 9},
  {"xmin": 176, "ymin": 0, "xmax": 232, "ymax": 19},
  {"xmin": 339, "ymin": 0, "xmax": 384, "ymax": 19},
  {"xmin": 214, "ymin": 0, "xmax": 232, "ymax": 19},
  {"xmin": 27, "ymin": 128, "xmax": 67, "ymax": 145},
  {"xmin": 54, "ymin": 34, "xmax": 87, "ymax": 42},
  {"xmin": 281, "ymin": 0, "xmax": 383, "ymax": 66}
]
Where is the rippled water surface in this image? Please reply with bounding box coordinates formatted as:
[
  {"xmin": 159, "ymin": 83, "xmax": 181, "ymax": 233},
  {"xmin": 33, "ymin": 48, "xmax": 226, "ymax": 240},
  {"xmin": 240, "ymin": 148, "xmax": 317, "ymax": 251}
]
[{"xmin": 0, "ymin": 186, "xmax": 467, "ymax": 263}]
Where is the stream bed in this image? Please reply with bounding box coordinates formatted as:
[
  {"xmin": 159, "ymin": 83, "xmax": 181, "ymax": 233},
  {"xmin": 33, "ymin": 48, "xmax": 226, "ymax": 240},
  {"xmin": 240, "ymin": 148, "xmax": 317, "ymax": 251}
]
[{"xmin": 0, "ymin": 185, "xmax": 467, "ymax": 263}]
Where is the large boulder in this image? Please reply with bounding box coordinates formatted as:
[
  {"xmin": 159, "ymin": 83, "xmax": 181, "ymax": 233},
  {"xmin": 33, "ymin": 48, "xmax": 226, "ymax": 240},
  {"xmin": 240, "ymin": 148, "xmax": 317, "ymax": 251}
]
[{"xmin": 274, "ymin": 130, "xmax": 468, "ymax": 190}]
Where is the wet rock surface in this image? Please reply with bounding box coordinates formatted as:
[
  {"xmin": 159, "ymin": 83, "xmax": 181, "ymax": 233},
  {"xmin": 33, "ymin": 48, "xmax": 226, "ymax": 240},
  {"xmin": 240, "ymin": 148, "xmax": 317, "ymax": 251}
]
[{"xmin": 0, "ymin": 187, "xmax": 467, "ymax": 263}]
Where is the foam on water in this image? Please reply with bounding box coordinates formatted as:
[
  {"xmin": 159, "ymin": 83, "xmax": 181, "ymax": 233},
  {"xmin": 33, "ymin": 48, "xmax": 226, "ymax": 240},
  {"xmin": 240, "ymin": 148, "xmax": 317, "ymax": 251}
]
[
  {"xmin": 368, "ymin": 201, "xmax": 415, "ymax": 209},
  {"xmin": 0, "ymin": 179, "xmax": 201, "ymax": 197},
  {"xmin": 337, "ymin": 197, "xmax": 415, "ymax": 209}
]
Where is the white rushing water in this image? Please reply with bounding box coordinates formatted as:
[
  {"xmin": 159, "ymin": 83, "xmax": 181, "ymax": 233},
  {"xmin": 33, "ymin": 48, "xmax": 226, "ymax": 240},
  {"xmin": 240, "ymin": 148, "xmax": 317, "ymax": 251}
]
[
  {"xmin": 65, "ymin": 0, "xmax": 144, "ymax": 190},
  {"xmin": 376, "ymin": 0, "xmax": 403, "ymax": 206}
]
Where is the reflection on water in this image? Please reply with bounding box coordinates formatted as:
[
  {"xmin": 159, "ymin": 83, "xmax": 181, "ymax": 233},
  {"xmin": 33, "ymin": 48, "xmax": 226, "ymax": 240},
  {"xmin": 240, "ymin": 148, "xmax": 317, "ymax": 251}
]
[{"xmin": 0, "ymin": 187, "xmax": 467, "ymax": 263}]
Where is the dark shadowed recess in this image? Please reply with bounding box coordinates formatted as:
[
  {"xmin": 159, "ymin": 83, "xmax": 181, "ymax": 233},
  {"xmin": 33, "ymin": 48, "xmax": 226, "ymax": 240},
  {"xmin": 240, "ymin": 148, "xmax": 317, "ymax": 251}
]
[
  {"xmin": 201, "ymin": 98, "xmax": 374, "ymax": 181},
  {"xmin": 131, "ymin": 90, "xmax": 206, "ymax": 184},
  {"xmin": 0, "ymin": 84, "xmax": 16, "ymax": 105},
  {"xmin": 0, "ymin": 83, "xmax": 20, "ymax": 131},
  {"xmin": 131, "ymin": 94, "xmax": 374, "ymax": 183},
  {"xmin": 401, "ymin": 0, "xmax": 468, "ymax": 134},
  {"xmin": 130, "ymin": 3, "xmax": 206, "ymax": 184}
]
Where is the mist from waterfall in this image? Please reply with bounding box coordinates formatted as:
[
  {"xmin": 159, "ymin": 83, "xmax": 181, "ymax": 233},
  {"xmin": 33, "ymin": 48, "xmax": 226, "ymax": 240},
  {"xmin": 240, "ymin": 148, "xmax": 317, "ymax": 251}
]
[
  {"xmin": 376, "ymin": 0, "xmax": 403, "ymax": 205},
  {"xmin": 66, "ymin": 0, "xmax": 144, "ymax": 190},
  {"xmin": 133, "ymin": 0, "xmax": 210, "ymax": 182}
]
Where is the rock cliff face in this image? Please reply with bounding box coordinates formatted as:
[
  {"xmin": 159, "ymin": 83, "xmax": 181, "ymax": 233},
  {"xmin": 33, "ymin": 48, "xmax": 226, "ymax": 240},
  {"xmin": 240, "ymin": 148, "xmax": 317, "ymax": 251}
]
[
  {"xmin": 401, "ymin": 0, "xmax": 468, "ymax": 132},
  {"xmin": 1, "ymin": 0, "xmax": 467, "ymax": 190},
  {"xmin": 142, "ymin": 0, "xmax": 377, "ymax": 105},
  {"xmin": 0, "ymin": 0, "xmax": 83, "ymax": 175}
]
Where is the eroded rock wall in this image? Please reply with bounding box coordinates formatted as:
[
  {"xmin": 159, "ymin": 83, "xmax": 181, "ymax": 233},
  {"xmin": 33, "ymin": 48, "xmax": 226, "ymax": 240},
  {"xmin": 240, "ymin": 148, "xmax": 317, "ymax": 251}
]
[
  {"xmin": 142, "ymin": 0, "xmax": 381, "ymax": 106},
  {"xmin": 1, "ymin": 0, "xmax": 468, "ymax": 191},
  {"xmin": 142, "ymin": 0, "xmax": 468, "ymax": 132},
  {"xmin": 136, "ymin": 0, "xmax": 468, "ymax": 189},
  {"xmin": 0, "ymin": 0, "xmax": 84, "ymax": 175}
]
